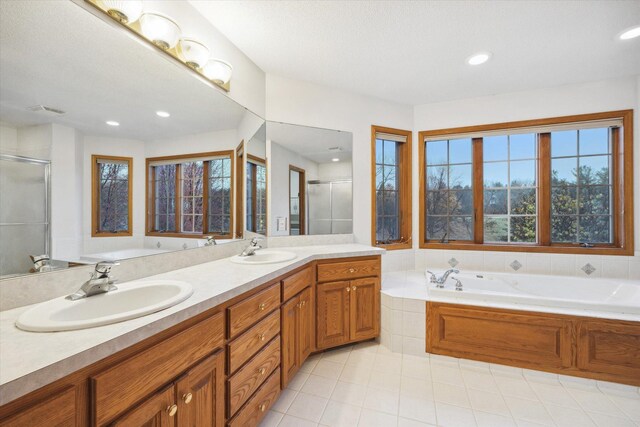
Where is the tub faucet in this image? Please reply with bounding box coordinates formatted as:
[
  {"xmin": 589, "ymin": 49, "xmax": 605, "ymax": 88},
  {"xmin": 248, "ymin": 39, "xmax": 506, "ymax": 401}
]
[
  {"xmin": 452, "ymin": 276, "xmax": 463, "ymax": 291},
  {"xmin": 427, "ymin": 268, "xmax": 460, "ymax": 288},
  {"xmin": 66, "ymin": 261, "xmax": 119, "ymax": 300},
  {"xmin": 204, "ymin": 236, "xmax": 217, "ymax": 246},
  {"xmin": 240, "ymin": 237, "xmax": 264, "ymax": 257}
]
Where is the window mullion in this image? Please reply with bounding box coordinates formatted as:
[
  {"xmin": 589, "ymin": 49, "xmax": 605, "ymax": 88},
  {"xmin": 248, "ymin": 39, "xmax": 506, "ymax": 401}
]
[
  {"xmin": 472, "ymin": 137, "xmax": 484, "ymax": 244},
  {"xmin": 538, "ymin": 133, "xmax": 551, "ymax": 246}
]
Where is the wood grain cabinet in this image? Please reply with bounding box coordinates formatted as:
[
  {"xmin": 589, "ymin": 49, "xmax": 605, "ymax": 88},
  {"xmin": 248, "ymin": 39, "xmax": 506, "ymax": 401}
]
[
  {"xmin": 317, "ymin": 277, "xmax": 380, "ymax": 350},
  {"xmin": 282, "ymin": 287, "xmax": 312, "ymax": 387},
  {"xmin": 0, "ymin": 386, "xmax": 77, "ymax": 427},
  {"xmin": 110, "ymin": 351, "xmax": 225, "ymax": 427}
]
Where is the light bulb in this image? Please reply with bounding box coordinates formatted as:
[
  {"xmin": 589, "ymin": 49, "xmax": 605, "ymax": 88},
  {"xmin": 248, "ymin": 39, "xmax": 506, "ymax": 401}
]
[
  {"xmin": 203, "ymin": 59, "xmax": 233, "ymax": 85},
  {"xmin": 176, "ymin": 38, "xmax": 210, "ymax": 70},
  {"xmin": 139, "ymin": 12, "xmax": 181, "ymax": 50}
]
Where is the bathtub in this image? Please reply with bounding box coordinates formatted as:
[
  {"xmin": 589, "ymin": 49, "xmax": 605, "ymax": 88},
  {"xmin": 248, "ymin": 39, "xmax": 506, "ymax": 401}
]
[{"xmin": 382, "ymin": 269, "xmax": 640, "ymax": 320}]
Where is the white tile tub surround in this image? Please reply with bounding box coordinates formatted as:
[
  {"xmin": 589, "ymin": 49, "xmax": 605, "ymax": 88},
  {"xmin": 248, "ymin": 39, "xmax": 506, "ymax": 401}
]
[
  {"xmin": 398, "ymin": 249, "xmax": 640, "ymax": 280},
  {"xmin": 259, "ymin": 341, "xmax": 640, "ymax": 427}
]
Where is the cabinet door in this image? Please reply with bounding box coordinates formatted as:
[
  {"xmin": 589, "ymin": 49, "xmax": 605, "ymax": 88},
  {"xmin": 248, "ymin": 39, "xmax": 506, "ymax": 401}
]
[
  {"xmin": 316, "ymin": 281, "xmax": 351, "ymax": 349},
  {"xmin": 298, "ymin": 287, "xmax": 313, "ymax": 364},
  {"xmin": 176, "ymin": 351, "xmax": 224, "ymax": 427},
  {"xmin": 0, "ymin": 387, "xmax": 77, "ymax": 427},
  {"xmin": 111, "ymin": 385, "xmax": 176, "ymax": 427},
  {"xmin": 281, "ymin": 295, "xmax": 300, "ymax": 387},
  {"xmin": 349, "ymin": 277, "xmax": 380, "ymax": 341}
]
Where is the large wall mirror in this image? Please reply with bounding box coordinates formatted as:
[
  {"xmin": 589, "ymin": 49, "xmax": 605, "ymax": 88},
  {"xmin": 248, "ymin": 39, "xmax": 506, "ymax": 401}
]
[
  {"xmin": 266, "ymin": 122, "xmax": 353, "ymax": 236},
  {"xmin": 0, "ymin": 1, "xmax": 263, "ymax": 278}
]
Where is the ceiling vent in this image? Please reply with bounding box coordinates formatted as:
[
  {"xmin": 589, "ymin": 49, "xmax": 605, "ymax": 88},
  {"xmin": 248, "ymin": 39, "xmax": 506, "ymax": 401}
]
[
  {"xmin": 27, "ymin": 105, "xmax": 65, "ymax": 115},
  {"xmin": 328, "ymin": 146, "xmax": 343, "ymax": 152}
]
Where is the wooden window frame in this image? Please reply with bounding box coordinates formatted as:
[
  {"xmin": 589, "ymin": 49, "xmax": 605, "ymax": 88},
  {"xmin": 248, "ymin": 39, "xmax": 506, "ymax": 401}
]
[
  {"xmin": 234, "ymin": 141, "xmax": 245, "ymax": 238},
  {"xmin": 371, "ymin": 125, "xmax": 412, "ymax": 250},
  {"xmin": 289, "ymin": 165, "xmax": 306, "ymax": 236},
  {"xmin": 247, "ymin": 154, "xmax": 268, "ymax": 235},
  {"xmin": 145, "ymin": 150, "xmax": 234, "ymax": 239},
  {"xmin": 418, "ymin": 110, "xmax": 634, "ymax": 256},
  {"xmin": 91, "ymin": 154, "xmax": 133, "ymax": 237}
]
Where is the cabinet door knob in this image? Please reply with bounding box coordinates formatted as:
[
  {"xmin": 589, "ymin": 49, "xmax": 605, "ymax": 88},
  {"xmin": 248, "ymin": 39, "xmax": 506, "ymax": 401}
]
[
  {"xmin": 346, "ymin": 287, "xmax": 350, "ymax": 292},
  {"xmin": 259, "ymin": 403, "xmax": 267, "ymax": 412},
  {"xmin": 259, "ymin": 303, "xmax": 266, "ymax": 311},
  {"xmin": 352, "ymin": 286, "xmax": 357, "ymax": 291},
  {"xmin": 349, "ymin": 268, "xmax": 355, "ymax": 273},
  {"xmin": 183, "ymin": 393, "xmax": 193, "ymax": 404},
  {"xmin": 258, "ymin": 367, "xmax": 267, "ymax": 375},
  {"xmin": 258, "ymin": 333, "xmax": 266, "ymax": 341},
  {"xmin": 167, "ymin": 404, "xmax": 178, "ymax": 417}
]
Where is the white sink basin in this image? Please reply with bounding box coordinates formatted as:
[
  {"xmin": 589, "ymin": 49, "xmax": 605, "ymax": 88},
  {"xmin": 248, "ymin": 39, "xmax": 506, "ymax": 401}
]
[
  {"xmin": 229, "ymin": 250, "xmax": 297, "ymax": 265},
  {"xmin": 16, "ymin": 280, "xmax": 193, "ymax": 332}
]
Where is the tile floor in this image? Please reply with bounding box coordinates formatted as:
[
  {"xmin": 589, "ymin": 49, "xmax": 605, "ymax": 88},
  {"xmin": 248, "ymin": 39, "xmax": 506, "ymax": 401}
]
[{"xmin": 259, "ymin": 341, "xmax": 640, "ymax": 427}]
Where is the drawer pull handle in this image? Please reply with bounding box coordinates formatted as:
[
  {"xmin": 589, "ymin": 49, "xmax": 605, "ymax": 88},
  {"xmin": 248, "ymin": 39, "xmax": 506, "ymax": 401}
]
[
  {"xmin": 259, "ymin": 403, "xmax": 267, "ymax": 412},
  {"xmin": 167, "ymin": 404, "xmax": 178, "ymax": 417},
  {"xmin": 259, "ymin": 303, "xmax": 266, "ymax": 311},
  {"xmin": 258, "ymin": 367, "xmax": 267, "ymax": 375},
  {"xmin": 352, "ymin": 286, "xmax": 357, "ymax": 291},
  {"xmin": 349, "ymin": 268, "xmax": 355, "ymax": 273},
  {"xmin": 258, "ymin": 333, "xmax": 266, "ymax": 341},
  {"xmin": 346, "ymin": 287, "xmax": 350, "ymax": 292},
  {"xmin": 183, "ymin": 393, "xmax": 193, "ymax": 404}
]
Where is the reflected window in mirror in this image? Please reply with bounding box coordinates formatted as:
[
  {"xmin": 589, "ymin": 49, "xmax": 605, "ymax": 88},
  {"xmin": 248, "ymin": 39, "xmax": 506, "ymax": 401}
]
[
  {"xmin": 371, "ymin": 126, "xmax": 412, "ymax": 250},
  {"xmin": 92, "ymin": 155, "xmax": 133, "ymax": 237},
  {"xmin": 247, "ymin": 155, "xmax": 267, "ymax": 235},
  {"xmin": 146, "ymin": 152, "xmax": 233, "ymax": 238}
]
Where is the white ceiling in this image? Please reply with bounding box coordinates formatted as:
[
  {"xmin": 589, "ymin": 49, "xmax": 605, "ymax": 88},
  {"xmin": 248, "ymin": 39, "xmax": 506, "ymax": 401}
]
[
  {"xmin": 267, "ymin": 121, "xmax": 352, "ymax": 164},
  {"xmin": 190, "ymin": 1, "xmax": 640, "ymax": 106},
  {"xmin": 0, "ymin": 0, "xmax": 250, "ymax": 141}
]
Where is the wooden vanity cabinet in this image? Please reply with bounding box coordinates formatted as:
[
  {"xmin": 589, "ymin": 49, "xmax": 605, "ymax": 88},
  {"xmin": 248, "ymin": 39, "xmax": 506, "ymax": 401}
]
[
  {"xmin": 281, "ymin": 287, "xmax": 312, "ymax": 387},
  {"xmin": 0, "ymin": 386, "xmax": 77, "ymax": 427},
  {"xmin": 316, "ymin": 257, "xmax": 381, "ymax": 350}
]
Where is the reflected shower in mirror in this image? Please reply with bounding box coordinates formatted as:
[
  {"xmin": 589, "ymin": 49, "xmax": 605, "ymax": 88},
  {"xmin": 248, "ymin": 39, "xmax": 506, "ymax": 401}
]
[
  {"xmin": 266, "ymin": 122, "xmax": 353, "ymax": 236},
  {"xmin": 0, "ymin": 1, "xmax": 263, "ymax": 278}
]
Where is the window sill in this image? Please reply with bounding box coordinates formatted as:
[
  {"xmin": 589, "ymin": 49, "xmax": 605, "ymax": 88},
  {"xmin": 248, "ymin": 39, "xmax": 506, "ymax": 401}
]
[
  {"xmin": 375, "ymin": 242, "xmax": 412, "ymax": 251},
  {"xmin": 92, "ymin": 231, "xmax": 132, "ymax": 238},
  {"xmin": 146, "ymin": 232, "xmax": 232, "ymax": 239},
  {"xmin": 419, "ymin": 242, "xmax": 633, "ymax": 256}
]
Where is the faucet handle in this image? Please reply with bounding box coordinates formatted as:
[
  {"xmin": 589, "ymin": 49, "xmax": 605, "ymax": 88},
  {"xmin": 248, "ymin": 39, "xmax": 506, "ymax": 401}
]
[
  {"xmin": 452, "ymin": 276, "xmax": 463, "ymax": 291},
  {"xmin": 426, "ymin": 270, "xmax": 437, "ymax": 283}
]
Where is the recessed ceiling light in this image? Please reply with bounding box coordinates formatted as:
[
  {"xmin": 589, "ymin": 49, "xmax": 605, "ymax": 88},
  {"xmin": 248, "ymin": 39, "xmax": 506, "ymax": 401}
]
[
  {"xmin": 106, "ymin": 120, "xmax": 120, "ymax": 126},
  {"xmin": 619, "ymin": 26, "xmax": 640, "ymax": 40},
  {"xmin": 332, "ymin": 158, "xmax": 340, "ymax": 162},
  {"xmin": 156, "ymin": 111, "xmax": 170, "ymax": 118},
  {"xmin": 467, "ymin": 52, "xmax": 491, "ymax": 65}
]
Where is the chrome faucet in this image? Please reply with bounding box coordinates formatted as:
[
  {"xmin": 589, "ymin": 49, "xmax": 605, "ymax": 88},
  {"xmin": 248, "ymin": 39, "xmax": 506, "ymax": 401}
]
[
  {"xmin": 426, "ymin": 268, "xmax": 460, "ymax": 288},
  {"xmin": 240, "ymin": 237, "xmax": 264, "ymax": 257},
  {"xmin": 66, "ymin": 261, "xmax": 119, "ymax": 300},
  {"xmin": 204, "ymin": 236, "xmax": 217, "ymax": 246},
  {"xmin": 452, "ymin": 276, "xmax": 463, "ymax": 291}
]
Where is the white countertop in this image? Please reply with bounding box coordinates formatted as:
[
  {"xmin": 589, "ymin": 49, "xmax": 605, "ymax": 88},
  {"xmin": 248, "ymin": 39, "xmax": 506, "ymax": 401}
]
[{"xmin": 0, "ymin": 244, "xmax": 383, "ymax": 406}]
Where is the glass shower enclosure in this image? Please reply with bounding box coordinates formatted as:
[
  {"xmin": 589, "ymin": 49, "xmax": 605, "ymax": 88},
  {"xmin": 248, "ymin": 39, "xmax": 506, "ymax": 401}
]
[
  {"xmin": 0, "ymin": 154, "xmax": 50, "ymax": 277},
  {"xmin": 307, "ymin": 179, "xmax": 353, "ymax": 235}
]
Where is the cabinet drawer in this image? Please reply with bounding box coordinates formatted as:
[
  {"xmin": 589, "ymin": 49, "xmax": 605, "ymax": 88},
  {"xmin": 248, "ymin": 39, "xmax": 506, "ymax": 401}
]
[
  {"xmin": 228, "ymin": 336, "xmax": 281, "ymax": 416},
  {"xmin": 228, "ymin": 368, "xmax": 280, "ymax": 427},
  {"xmin": 0, "ymin": 387, "xmax": 76, "ymax": 427},
  {"xmin": 228, "ymin": 310, "xmax": 280, "ymax": 374},
  {"xmin": 282, "ymin": 266, "xmax": 312, "ymax": 301},
  {"xmin": 228, "ymin": 283, "xmax": 280, "ymax": 338},
  {"xmin": 92, "ymin": 312, "xmax": 224, "ymax": 426},
  {"xmin": 317, "ymin": 258, "xmax": 380, "ymax": 282}
]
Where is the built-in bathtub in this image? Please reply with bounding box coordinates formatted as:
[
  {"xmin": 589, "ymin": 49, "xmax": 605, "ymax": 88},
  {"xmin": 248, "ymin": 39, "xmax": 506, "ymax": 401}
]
[{"xmin": 380, "ymin": 270, "xmax": 640, "ymax": 387}]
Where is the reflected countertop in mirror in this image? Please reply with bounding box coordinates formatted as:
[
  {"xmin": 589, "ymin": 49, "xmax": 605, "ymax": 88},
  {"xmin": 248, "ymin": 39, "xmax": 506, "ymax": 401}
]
[{"xmin": 0, "ymin": 0, "xmax": 264, "ymax": 279}]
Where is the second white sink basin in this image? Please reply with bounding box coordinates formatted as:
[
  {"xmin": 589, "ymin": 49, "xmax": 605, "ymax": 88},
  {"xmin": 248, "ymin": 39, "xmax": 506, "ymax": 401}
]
[
  {"xmin": 16, "ymin": 280, "xmax": 193, "ymax": 332},
  {"xmin": 230, "ymin": 250, "xmax": 297, "ymax": 265}
]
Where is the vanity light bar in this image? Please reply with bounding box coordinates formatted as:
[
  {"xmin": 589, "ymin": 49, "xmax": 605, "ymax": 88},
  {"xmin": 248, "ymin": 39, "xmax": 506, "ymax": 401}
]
[{"xmin": 86, "ymin": 0, "xmax": 232, "ymax": 92}]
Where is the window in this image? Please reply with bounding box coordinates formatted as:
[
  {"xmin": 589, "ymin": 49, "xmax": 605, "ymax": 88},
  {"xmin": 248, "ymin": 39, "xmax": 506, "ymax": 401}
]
[
  {"xmin": 146, "ymin": 152, "xmax": 233, "ymax": 238},
  {"xmin": 92, "ymin": 155, "xmax": 132, "ymax": 236},
  {"xmin": 418, "ymin": 110, "xmax": 634, "ymax": 255},
  {"xmin": 425, "ymin": 138, "xmax": 473, "ymax": 242},
  {"xmin": 371, "ymin": 125, "xmax": 412, "ymax": 249},
  {"xmin": 247, "ymin": 155, "xmax": 267, "ymax": 234}
]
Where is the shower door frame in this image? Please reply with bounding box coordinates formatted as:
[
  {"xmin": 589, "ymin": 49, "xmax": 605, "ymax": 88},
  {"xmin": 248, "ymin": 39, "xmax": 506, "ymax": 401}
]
[{"xmin": 306, "ymin": 179, "xmax": 353, "ymax": 235}]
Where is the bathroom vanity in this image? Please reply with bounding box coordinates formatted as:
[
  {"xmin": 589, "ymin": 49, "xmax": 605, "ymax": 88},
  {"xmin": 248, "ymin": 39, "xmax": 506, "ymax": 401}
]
[{"xmin": 0, "ymin": 249, "xmax": 381, "ymax": 426}]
